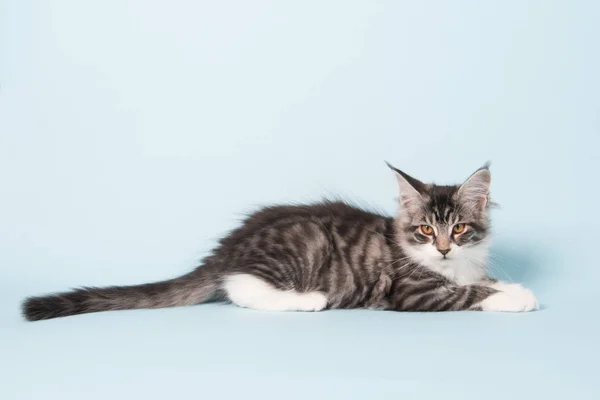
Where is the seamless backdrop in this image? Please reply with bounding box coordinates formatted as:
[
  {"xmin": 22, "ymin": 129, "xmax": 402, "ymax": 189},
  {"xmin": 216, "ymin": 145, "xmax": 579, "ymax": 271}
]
[{"xmin": 1, "ymin": 1, "xmax": 599, "ymax": 399}]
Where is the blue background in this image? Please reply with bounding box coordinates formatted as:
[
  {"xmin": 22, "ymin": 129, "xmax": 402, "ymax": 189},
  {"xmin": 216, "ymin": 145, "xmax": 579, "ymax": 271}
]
[{"xmin": 1, "ymin": 1, "xmax": 599, "ymax": 398}]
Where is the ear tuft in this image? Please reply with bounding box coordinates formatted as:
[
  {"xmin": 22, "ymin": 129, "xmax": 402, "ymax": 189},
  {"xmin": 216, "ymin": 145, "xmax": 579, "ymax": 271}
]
[
  {"xmin": 385, "ymin": 162, "xmax": 428, "ymax": 194},
  {"xmin": 385, "ymin": 161, "xmax": 427, "ymax": 211},
  {"xmin": 457, "ymin": 166, "xmax": 491, "ymax": 215}
]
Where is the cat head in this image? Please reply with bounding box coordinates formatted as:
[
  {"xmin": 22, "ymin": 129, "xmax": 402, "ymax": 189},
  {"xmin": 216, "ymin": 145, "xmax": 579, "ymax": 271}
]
[{"xmin": 387, "ymin": 162, "xmax": 492, "ymax": 283}]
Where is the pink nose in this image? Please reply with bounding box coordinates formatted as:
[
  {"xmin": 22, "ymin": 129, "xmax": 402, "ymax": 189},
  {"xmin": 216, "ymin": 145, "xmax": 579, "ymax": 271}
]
[{"xmin": 438, "ymin": 249, "xmax": 450, "ymax": 256}]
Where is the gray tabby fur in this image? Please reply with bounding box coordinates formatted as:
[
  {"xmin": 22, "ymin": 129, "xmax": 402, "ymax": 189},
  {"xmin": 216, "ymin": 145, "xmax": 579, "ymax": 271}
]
[{"xmin": 22, "ymin": 163, "xmax": 529, "ymax": 321}]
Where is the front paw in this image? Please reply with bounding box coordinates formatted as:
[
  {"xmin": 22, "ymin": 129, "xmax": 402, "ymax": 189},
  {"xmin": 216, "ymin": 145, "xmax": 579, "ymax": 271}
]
[{"xmin": 480, "ymin": 282, "xmax": 539, "ymax": 312}]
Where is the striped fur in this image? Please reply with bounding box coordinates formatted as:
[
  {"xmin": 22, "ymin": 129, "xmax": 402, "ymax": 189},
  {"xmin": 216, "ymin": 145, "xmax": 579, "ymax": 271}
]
[{"xmin": 22, "ymin": 164, "xmax": 538, "ymax": 321}]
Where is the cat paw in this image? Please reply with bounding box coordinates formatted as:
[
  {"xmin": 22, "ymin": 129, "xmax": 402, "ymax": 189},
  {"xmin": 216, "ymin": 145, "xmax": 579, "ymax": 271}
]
[
  {"xmin": 300, "ymin": 292, "xmax": 328, "ymax": 311},
  {"xmin": 480, "ymin": 282, "xmax": 539, "ymax": 312}
]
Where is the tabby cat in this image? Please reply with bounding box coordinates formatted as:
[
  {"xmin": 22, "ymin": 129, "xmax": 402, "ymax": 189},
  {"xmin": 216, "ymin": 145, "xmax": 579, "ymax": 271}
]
[{"xmin": 22, "ymin": 163, "xmax": 538, "ymax": 321}]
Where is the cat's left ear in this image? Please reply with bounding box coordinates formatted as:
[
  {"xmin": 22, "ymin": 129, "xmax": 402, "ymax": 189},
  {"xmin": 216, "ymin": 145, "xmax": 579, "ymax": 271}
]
[{"xmin": 456, "ymin": 163, "xmax": 491, "ymax": 216}]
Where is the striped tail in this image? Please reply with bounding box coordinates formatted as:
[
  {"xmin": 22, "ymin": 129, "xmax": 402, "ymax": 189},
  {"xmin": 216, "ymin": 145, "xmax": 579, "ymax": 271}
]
[{"xmin": 21, "ymin": 268, "xmax": 217, "ymax": 322}]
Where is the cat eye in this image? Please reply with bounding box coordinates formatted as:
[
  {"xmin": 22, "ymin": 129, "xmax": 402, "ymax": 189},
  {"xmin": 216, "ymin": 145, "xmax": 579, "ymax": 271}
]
[
  {"xmin": 420, "ymin": 225, "xmax": 434, "ymax": 235},
  {"xmin": 452, "ymin": 223, "xmax": 466, "ymax": 234}
]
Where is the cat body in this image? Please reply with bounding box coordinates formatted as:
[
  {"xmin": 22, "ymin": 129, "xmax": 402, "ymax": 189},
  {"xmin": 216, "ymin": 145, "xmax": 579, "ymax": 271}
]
[{"xmin": 22, "ymin": 163, "xmax": 538, "ymax": 321}]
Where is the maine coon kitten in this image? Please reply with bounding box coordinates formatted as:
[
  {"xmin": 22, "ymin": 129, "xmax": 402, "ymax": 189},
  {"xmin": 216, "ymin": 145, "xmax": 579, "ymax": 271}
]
[{"xmin": 22, "ymin": 163, "xmax": 538, "ymax": 321}]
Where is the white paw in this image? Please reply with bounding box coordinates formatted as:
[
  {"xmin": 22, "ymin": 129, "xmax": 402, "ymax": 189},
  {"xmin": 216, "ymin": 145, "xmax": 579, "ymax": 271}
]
[
  {"xmin": 224, "ymin": 274, "xmax": 328, "ymax": 312},
  {"xmin": 300, "ymin": 292, "xmax": 328, "ymax": 311},
  {"xmin": 480, "ymin": 282, "xmax": 539, "ymax": 312}
]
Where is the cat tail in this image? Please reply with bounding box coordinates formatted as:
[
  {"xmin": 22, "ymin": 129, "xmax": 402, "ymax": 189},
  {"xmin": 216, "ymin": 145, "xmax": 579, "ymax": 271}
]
[{"xmin": 21, "ymin": 266, "xmax": 219, "ymax": 322}]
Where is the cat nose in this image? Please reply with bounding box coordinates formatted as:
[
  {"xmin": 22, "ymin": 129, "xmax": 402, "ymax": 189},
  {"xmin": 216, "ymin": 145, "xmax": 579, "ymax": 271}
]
[{"xmin": 438, "ymin": 249, "xmax": 450, "ymax": 256}]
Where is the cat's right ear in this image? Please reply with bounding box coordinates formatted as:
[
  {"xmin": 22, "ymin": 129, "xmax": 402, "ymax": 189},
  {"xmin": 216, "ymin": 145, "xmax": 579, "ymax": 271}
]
[{"xmin": 385, "ymin": 162, "xmax": 426, "ymax": 210}]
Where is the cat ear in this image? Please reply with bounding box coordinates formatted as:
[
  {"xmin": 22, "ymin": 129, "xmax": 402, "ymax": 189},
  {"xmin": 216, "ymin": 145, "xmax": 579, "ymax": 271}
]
[
  {"xmin": 385, "ymin": 162, "xmax": 427, "ymax": 210},
  {"xmin": 456, "ymin": 163, "xmax": 491, "ymax": 215}
]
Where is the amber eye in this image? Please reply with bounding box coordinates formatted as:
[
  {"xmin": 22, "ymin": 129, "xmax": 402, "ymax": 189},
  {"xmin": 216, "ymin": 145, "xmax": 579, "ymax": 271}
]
[
  {"xmin": 420, "ymin": 225, "xmax": 434, "ymax": 235},
  {"xmin": 453, "ymin": 223, "xmax": 466, "ymax": 234}
]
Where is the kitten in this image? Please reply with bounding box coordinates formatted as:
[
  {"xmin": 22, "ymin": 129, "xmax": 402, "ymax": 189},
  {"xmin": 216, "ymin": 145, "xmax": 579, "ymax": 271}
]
[{"xmin": 22, "ymin": 163, "xmax": 538, "ymax": 321}]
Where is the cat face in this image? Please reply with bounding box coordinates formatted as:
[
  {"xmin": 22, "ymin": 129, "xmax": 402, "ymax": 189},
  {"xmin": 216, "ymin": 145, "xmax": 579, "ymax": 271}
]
[{"xmin": 387, "ymin": 163, "xmax": 492, "ymax": 283}]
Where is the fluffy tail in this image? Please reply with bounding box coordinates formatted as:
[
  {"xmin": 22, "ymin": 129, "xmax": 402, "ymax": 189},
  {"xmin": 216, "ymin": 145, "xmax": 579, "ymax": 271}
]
[{"xmin": 22, "ymin": 268, "xmax": 218, "ymax": 322}]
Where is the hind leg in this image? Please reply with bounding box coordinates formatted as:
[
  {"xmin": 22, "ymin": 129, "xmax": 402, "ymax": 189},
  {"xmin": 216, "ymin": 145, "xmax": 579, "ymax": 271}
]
[{"xmin": 224, "ymin": 274, "xmax": 328, "ymax": 312}]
